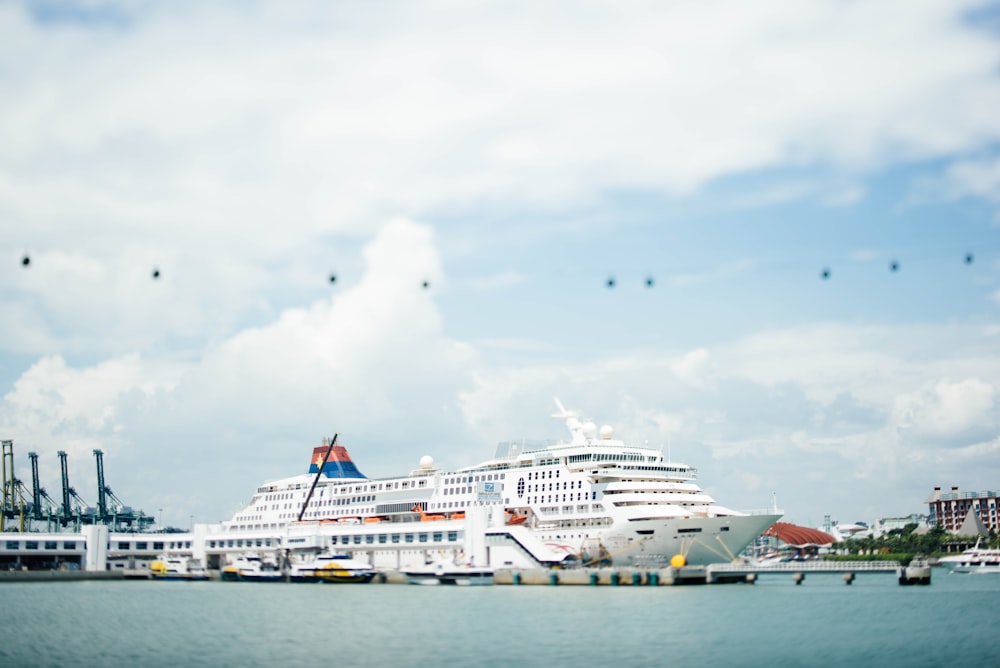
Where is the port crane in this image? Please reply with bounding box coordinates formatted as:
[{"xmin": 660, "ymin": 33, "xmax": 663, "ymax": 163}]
[
  {"xmin": 58, "ymin": 450, "xmax": 95, "ymax": 529},
  {"xmin": 28, "ymin": 451, "xmax": 63, "ymax": 531},
  {"xmin": 92, "ymin": 449, "xmax": 153, "ymax": 531},
  {"xmin": 2, "ymin": 440, "xmax": 28, "ymax": 532}
]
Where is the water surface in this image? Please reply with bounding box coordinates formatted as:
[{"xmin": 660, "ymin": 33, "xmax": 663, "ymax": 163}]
[{"xmin": 2, "ymin": 571, "xmax": 998, "ymax": 667}]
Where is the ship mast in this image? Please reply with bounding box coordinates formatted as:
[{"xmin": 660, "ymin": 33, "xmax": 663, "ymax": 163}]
[{"xmin": 297, "ymin": 433, "xmax": 337, "ymax": 522}]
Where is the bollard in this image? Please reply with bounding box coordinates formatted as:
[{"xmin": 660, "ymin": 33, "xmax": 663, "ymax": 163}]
[
  {"xmin": 632, "ymin": 571, "xmax": 642, "ymax": 586},
  {"xmin": 610, "ymin": 571, "xmax": 620, "ymax": 586},
  {"xmin": 793, "ymin": 572, "xmax": 805, "ymax": 585},
  {"xmin": 649, "ymin": 571, "xmax": 659, "ymax": 586},
  {"xmin": 745, "ymin": 573, "xmax": 757, "ymax": 584},
  {"xmin": 589, "ymin": 571, "xmax": 599, "ymax": 586},
  {"xmin": 550, "ymin": 572, "xmax": 559, "ymax": 586},
  {"xmin": 843, "ymin": 573, "xmax": 854, "ymax": 585},
  {"xmin": 512, "ymin": 571, "xmax": 521, "ymax": 586}
]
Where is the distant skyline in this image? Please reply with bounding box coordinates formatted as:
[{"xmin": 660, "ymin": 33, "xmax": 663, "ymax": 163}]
[{"xmin": 1, "ymin": 0, "xmax": 999, "ymax": 529}]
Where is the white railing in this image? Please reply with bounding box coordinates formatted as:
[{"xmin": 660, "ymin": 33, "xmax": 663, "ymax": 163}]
[{"xmin": 712, "ymin": 560, "xmax": 900, "ymax": 573}]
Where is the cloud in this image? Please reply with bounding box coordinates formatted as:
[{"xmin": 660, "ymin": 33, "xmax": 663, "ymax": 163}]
[
  {"xmin": 670, "ymin": 347, "xmax": 715, "ymax": 389},
  {"xmin": 941, "ymin": 155, "xmax": 1000, "ymax": 204},
  {"xmin": 0, "ymin": 218, "xmax": 481, "ymax": 524},
  {"xmin": 891, "ymin": 378, "xmax": 998, "ymax": 447},
  {"xmin": 3, "ymin": 0, "xmax": 1000, "ymax": 362},
  {"xmin": 3, "ymin": 0, "xmax": 1000, "ymax": 529}
]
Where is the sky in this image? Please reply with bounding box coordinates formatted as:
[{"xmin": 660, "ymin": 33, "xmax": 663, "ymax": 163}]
[{"xmin": 2, "ymin": 0, "xmax": 999, "ymax": 530}]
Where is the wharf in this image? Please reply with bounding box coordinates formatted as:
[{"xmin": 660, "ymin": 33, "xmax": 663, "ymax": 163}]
[
  {"xmin": 0, "ymin": 570, "xmax": 129, "ymax": 582},
  {"xmin": 495, "ymin": 560, "xmax": 929, "ymax": 586}
]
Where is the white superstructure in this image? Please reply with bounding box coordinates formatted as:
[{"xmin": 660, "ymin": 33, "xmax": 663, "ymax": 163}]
[
  {"xmin": 938, "ymin": 540, "xmax": 1000, "ymax": 574},
  {"xmin": 216, "ymin": 399, "xmax": 781, "ymax": 570}
]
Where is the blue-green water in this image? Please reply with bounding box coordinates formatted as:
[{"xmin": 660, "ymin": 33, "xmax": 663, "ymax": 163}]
[{"xmin": 2, "ymin": 572, "xmax": 998, "ymax": 668}]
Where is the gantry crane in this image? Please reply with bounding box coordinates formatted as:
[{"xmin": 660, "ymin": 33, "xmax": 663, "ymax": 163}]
[
  {"xmin": 28, "ymin": 451, "xmax": 62, "ymax": 531},
  {"xmin": 58, "ymin": 450, "xmax": 94, "ymax": 529},
  {"xmin": 93, "ymin": 449, "xmax": 154, "ymax": 531},
  {"xmin": 2, "ymin": 440, "xmax": 28, "ymax": 532}
]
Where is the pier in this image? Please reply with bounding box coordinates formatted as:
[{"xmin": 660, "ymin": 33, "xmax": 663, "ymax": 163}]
[{"xmin": 493, "ymin": 560, "xmax": 930, "ymax": 586}]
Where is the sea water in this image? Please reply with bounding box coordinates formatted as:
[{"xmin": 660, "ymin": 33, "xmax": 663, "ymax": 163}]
[{"xmin": 2, "ymin": 572, "xmax": 998, "ymax": 668}]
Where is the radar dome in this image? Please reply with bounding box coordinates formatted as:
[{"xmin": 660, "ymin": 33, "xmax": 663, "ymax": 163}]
[
  {"xmin": 599, "ymin": 425, "xmax": 613, "ymax": 439},
  {"xmin": 582, "ymin": 421, "xmax": 598, "ymax": 438},
  {"xmin": 419, "ymin": 455, "xmax": 434, "ymax": 470}
]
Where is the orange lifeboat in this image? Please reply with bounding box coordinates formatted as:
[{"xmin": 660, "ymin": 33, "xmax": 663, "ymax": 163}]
[{"xmin": 412, "ymin": 504, "xmax": 446, "ymax": 521}]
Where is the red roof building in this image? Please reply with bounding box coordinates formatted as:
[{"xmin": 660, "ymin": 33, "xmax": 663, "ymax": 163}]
[{"xmin": 763, "ymin": 522, "xmax": 835, "ymax": 548}]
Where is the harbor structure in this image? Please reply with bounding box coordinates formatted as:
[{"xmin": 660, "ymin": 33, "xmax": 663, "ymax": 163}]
[{"xmin": 1, "ymin": 440, "xmax": 155, "ymax": 533}]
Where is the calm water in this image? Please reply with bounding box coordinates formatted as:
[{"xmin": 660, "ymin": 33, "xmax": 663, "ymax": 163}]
[{"xmin": 2, "ymin": 572, "xmax": 999, "ymax": 668}]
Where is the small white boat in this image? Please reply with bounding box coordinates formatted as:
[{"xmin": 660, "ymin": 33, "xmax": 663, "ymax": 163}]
[
  {"xmin": 221, "ymin": 555, "xmax": 284, "ymax": 582},
  {"xmin": 150, "ymin": 556, "xmax": 209, "ymax": 581},
  {"xmin": 749, "ymin": 552, "xmax": 788, "ymax": 568},
  {"xmin": 290, "ymin": 554, "xmax": 376, "ymax": 584},
  {"xmin": 403, "ymin": 561, "xmax": 493, "ymax": 586}
]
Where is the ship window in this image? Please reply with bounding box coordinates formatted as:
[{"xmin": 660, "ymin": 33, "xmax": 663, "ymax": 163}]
[
  {"xmin": 419, "ymin": 533, "xmax": 429, "ymax": 543},
  {"xmin": 432, "ymin": 533, "xmax": 443, "ymax": 542},
  {"xmin": 447, "ymin": 532, "xmax": 458, "ymax": 542},
  {"xmin": 391, "ymin": 534, "xmax": 400, "ymax": 543},
  {"xmin": 365, "ymin": 535, "xmax": 374, "ymax": 544},
  {"xmin": 405, "ymin": 534, "xmax": 414, "ymax": 543},
  {"xmin": 25, "ymin": 541, "xmax": 38, "ymax": 550},
  {"xmin": 118, "ymin": 542, "xmax": 130, "ymax": 550},
  {"xmin": 136, "ymin": 542, "xmax": 148, "ymax": 550},
  {"xmin": 153, "ymin": 542, "xmax": 164, "ymax": 551},
  {"xmin": 353, "ymin": 536, "xmax": 362, "ymax": 544},
  {"xmin": 44, "ymin": 541, "xmax": 57, "ymax": 550}
]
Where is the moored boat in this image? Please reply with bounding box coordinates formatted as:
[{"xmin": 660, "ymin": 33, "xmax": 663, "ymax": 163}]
[
  {"xmin": 221, "ymin": 554, "xmax": 283, "ymax": 582},
  {"xmin": 290, "ymin": 553, "xmax": 376, "ymax": 583},
  {"xmin": 219, "ymin": 399, "xmax": 782, "ymax": 570},
  {"xmin": 150, "ymin": 556, "xmax": 209, "ymax": 581},
  {"xmin": 403, "ymin": 561, "xmax": 494, "ymax": 586},
  {"xmin": 938, "ymin": 540, "xmax": 1000, "ymax": 574}
]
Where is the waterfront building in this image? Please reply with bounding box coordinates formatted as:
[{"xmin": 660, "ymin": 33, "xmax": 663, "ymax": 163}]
[
  {"xmin": 873, "ymin": 514, "xmax": 930, "ymax": 537},
  {"xmin": 926, "ymin": 486, "xmax": 999, "ymax": 534}
]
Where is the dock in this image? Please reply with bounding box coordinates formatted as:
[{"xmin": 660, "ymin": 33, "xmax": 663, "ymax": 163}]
[{"xmin": 494, "ymin": 560, "xmax": 930, "ymax": 586}]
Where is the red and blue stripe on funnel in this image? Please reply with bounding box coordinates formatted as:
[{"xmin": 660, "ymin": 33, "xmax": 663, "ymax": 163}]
[{"xmin": 308, "ymin": 445, "xmax": 366, "ymax": 479}]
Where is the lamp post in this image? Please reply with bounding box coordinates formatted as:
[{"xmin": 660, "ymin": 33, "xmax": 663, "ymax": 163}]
[{"xmin": 158, "ymin": 508, "xmax": 163, "ymax": 530}]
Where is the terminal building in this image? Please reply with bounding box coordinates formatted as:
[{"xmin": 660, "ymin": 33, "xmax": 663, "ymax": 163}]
[{"xmin": 926, "ymin": 485, "xmax": 999, "ymax": 534}]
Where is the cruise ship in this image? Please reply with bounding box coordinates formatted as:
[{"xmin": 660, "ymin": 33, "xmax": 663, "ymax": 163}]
[{"xmin": 218, "ymin": 399, "xmax": 782, "ymax": 570}]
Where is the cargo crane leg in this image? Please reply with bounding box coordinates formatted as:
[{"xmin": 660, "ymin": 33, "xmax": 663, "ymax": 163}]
[
  {"xmin": 2, "ymin": 440, "xmax": 27, "ymax": 532},
  {"xmin": 93, "ymin": 449, "xmax": 108, "ymax": 524}
]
